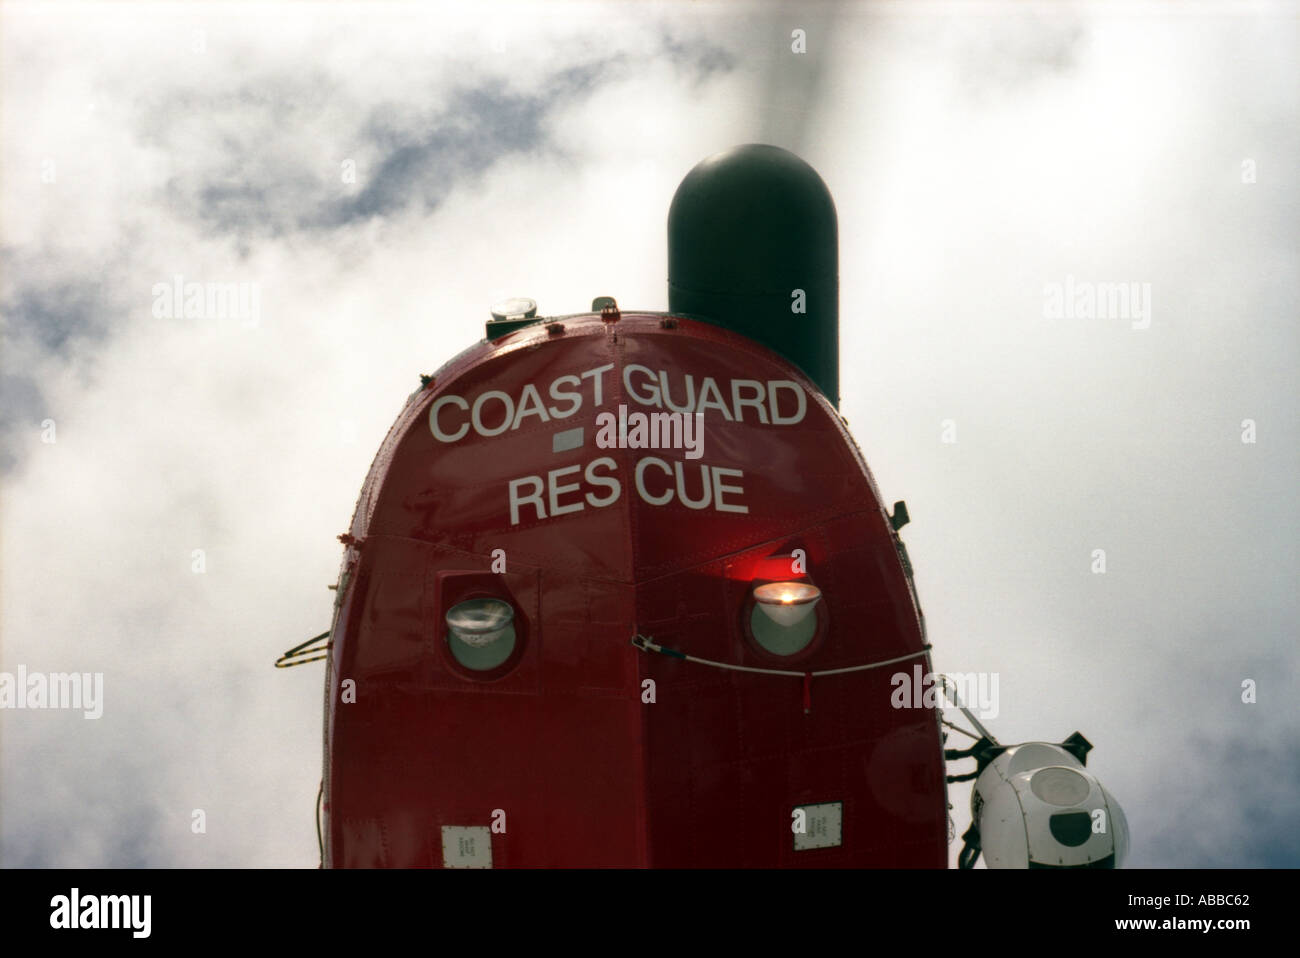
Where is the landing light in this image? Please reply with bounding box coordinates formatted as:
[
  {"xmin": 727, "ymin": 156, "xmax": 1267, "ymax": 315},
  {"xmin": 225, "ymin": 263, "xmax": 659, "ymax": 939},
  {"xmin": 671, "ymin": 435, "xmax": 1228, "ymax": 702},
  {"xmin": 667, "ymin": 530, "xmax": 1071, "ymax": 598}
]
[
  {"xmin": 445, "ymin": 598, "xmax": 514, "ymax": 647},
  {"xmin": 489, "ymin": 297, "xmax": 537, "ymax": 322},
  {"xmin": 753, "ymin": 582, "xmax": 821, "ymax": 627}
]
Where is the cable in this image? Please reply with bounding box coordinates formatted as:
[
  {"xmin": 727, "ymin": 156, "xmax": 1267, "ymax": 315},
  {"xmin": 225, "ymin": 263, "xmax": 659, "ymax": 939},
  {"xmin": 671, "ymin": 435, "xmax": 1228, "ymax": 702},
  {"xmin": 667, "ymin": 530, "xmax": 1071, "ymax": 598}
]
[
  {"xmin": 315, "ymin": 779, "xmax": 324, "ymax": 868},
  {"xmin": 630, "ymin": 634, "xmax": 931, "ymax": 678},
  {"xmin": 275, "ymin": 631, "xmax": 331, "ymax": 669},
  {"xmin": 940, "ymin": 717, "xmax": 981, "ymax": 740}
]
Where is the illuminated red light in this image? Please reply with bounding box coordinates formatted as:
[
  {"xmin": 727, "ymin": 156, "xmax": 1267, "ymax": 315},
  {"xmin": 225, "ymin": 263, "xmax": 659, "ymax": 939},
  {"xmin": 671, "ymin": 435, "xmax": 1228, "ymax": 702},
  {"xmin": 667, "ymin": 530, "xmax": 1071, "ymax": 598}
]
[{"xmin": 753, "ymin": 581, "xmax": 821, "ymax": 626}]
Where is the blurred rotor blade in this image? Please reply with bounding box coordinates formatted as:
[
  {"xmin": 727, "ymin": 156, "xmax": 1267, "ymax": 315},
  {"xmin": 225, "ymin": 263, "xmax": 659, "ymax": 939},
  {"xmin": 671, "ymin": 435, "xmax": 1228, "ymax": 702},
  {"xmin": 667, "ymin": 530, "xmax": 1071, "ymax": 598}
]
[{"xmin": 755, "ymin": 0, "xmax": 845, "ymax": 153}]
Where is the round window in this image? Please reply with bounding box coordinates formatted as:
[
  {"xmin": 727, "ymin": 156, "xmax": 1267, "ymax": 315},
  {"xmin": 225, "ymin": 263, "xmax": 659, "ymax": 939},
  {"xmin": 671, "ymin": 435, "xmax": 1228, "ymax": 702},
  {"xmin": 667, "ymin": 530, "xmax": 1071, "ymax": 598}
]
[
  {"xmin": 748, "ymin": 603, "xmax": 818, "ymax": 657},
  {"xmin": 747, "ymin": 581, "xmax": 822, "ymax": 657},
  {"xmin": 445, "ymin": 597, "xmax": 516, "ymax": 671}
]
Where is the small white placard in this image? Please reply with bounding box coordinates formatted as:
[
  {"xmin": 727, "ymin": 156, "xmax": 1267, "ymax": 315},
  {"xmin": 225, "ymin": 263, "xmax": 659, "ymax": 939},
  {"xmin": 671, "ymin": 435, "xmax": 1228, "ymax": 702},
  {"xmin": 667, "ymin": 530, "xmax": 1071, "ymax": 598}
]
[
  {"xmin": 793, "ymin": 802, "xmax": 843, "ymax": 851},
  {"xmin": 552, "ymin": 427, "xmax": 584, "ymax": 453},
  {"xmin": 442, "ymin": 825, "xmax": 493, "ymax": 868}
]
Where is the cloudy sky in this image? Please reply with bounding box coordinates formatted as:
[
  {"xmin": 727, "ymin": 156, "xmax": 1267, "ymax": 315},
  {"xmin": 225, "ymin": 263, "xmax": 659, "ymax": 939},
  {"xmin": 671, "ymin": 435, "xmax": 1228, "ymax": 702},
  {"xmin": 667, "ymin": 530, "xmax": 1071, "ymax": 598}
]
[{"xmin": 1, "ymin": 0, "xmax": 1296, "ymax": 868}]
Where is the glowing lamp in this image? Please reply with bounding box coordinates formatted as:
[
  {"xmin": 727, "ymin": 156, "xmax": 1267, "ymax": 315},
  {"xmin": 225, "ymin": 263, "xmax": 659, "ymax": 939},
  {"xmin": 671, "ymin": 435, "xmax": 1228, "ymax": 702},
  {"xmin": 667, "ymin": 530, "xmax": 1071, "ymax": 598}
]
[
  {"xmin": 445, "ymin": 598, "xmax": 514, "ymax": 648},
  {"xmin": 753, "ymin": 582, "xmax": 821, "ymax": 627}
]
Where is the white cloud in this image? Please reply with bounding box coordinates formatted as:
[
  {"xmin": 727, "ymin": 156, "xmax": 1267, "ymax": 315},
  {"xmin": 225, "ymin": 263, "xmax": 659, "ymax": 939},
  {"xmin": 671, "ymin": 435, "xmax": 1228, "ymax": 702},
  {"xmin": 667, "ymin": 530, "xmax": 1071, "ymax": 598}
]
[{"xmin": 2, "ymin": 0, "xmax": 1296, "ymax": 868}]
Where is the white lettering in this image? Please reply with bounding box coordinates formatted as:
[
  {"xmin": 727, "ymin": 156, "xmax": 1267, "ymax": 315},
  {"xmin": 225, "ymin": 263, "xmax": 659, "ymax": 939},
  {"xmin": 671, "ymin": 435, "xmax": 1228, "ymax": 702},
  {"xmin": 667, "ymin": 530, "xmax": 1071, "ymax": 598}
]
[
  {"xmin": 580, "ymin": 364, "xmax": 615, "ymax": 406},
  {"xmin": 508, "ymin": 476, "xmax": 546, "ymax": 525},
  {"xmin": 434, "ymin": 371, "xmax": 809, "ymax": 443},
  {"xmin": 547, "ymin": 375, "xmax": 582, "ymax": 418},
  {"xmin": 506, "ymin": 457, "xmax": 746, "ymax": 523},
  {"xmin": 673, "ymin": 461, "xmax": 712, "ymax": 509},
  {"xmin": 731, "ymin": 379, "xmax": 769, "ymax": 424},
  {"xmin": 768, "ymin": 380, "xmax": 806, "ymax": 425},
  {"xmin": 659, "ymin": 371, "xmax": 695, "ymax": 414},
  {"xmin": 547, "ymin": 465, "xmax": 584, "ymax": 517},
  {"xmin": 471, "ymin": 390, "xmax": 514, "ymax": 437},
  {"xmin": 711, "ymin": 467, "xmax": 748, "ymax": 513},
  {"xmin": 697, "ymin": 377, "xmax": 735, "ymax": 421},
  {"xmin": 596, "ymin": 406, "xmax": 705, "ymax": 459},
  {"xmin": 50, "ymin": 888, "xmax": 151, "ymax": 938},
  {"xmin": 634, "ymin": 456, "xmax": 674, "ymax": 506},
  {"xmin": 625, "ymin": 365, "xmax": 662, "ymax": 407},
  {"xmin": 0, "ymin": 668, "xmax": 104, "ymax": 719},
  {"xmin": 430, "ymin": 395, "xmax": 470, "ymax": 442},
  {"xmin": 511, "ymin": 383, "xmax": 551, "ymax": 430},
  {"xmin": 584, "ymin": 457, "xmax": 621, "ymax": 507}
]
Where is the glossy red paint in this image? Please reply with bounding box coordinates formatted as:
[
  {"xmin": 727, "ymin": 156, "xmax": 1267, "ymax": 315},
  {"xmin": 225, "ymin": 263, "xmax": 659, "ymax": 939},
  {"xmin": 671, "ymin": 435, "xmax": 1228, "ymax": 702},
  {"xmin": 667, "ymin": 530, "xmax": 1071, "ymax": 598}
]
[{"xmin": 323, "ymin": 312, "xmax": 947, "ymax": 867}]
